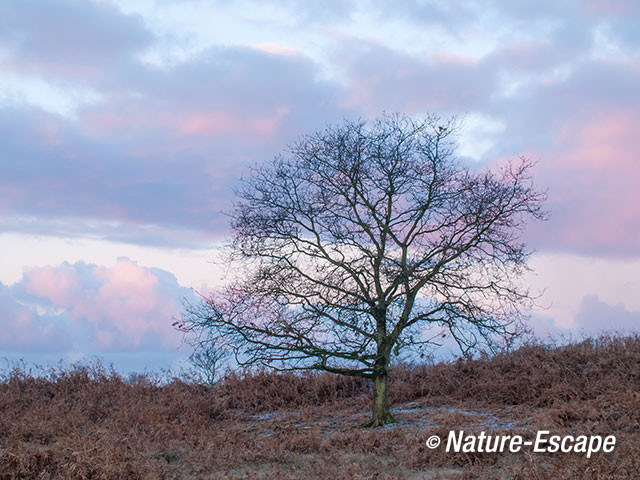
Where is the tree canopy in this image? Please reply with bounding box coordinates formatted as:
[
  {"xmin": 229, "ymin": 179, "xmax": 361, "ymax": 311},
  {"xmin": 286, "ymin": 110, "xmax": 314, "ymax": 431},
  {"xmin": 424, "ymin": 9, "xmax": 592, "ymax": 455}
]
[{"xmin": 178, "ymin": 113, "xmax": 547, "ymax": 426}]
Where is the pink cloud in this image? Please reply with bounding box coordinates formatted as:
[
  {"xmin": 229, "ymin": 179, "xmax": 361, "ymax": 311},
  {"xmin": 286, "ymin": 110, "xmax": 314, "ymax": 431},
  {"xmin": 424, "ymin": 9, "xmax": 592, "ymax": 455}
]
[
  {"xmin": 93, "ymin": 258, "xmax": 159, "ymax": 315},
  {"xmin": 550, "ymin": 109, "xmax": 640, "ymax": 201},
  {"xmin": 179, "ymin": 111, "xmax": 287, "ymax": 137},
  {"xmin": 529, "ymin": 108, "xmax": 640, "ymax": 254},
  {"xmin": 176, "ymin": 107, "xmax": 291, "ymax": 137},
  {"xmin": 251, "ymin": 43, "xmax": 301, "ymax": 57},
  {"xmin": 24, "ymin": 263, "xmax": 79, "ymax": 307},
  {"xmin": 0, "ymin": 288, "xmax": 72, "ymax": 352},
  {"xmin": 17, "ymin": 259, "xmax": 193, "ymax": 352},
  {"xmin": 585, "ymin": 0, "xmax": 638, "ymax": 15},
  {"xmin": 84, "ymin": 106, "xmax": 290, "ymax": 139},
  {"xmin": 180, "ymin": 112, "xmax": 240, "ymax": 135},
  {"xmin": 73, "ymin": 259, "xmax": 180, "ymax": 350}
]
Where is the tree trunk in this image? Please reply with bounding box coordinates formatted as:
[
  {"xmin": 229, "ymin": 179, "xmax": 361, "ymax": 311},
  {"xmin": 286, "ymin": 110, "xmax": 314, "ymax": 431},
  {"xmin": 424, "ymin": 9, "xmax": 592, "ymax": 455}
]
[{"xmin": 362, "ymin": 369, "xmax": 397, "ymax": 427}]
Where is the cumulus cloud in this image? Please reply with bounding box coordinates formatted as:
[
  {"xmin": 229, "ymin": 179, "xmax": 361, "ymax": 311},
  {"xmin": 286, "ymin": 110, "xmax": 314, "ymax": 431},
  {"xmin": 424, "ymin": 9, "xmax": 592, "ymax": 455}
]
[
  {"xmin": 1, "ymin": 258, "xmax": 195, "ymax": 354},
  {"xmin": 0, "ymin": 284, "xmax": 72, "ymax": 352}
]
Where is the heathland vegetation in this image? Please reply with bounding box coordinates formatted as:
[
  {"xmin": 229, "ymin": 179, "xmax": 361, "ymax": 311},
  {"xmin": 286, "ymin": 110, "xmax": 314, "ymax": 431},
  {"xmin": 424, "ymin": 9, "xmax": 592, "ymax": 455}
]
[{"xmin": 1, "ymin": 334, "xmax": 638, "ymax": 479}]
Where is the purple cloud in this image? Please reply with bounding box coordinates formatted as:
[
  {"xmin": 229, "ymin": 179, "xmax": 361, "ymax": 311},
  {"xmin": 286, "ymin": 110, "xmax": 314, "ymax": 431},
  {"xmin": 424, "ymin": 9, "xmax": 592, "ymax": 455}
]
[
  {"xmin": 492, "ymin": 59, "xmax": 640, "ymax": 257},
  {"xmin": 1, "ymin": 0, "xmax": 640, "ymax": 373},
  {"xmin": 575, "ymin": 295, "xmax": 640, "ymax": 334},
  {"xmin": 1, "ymin": 0, "xmax": 639, "ymax": 258},
  {"xmin": 0, "ymin": 44, "xmax": 348, "ymax": 245},
  {"xmin": 334, "ymin": 39, "xmax": 497, "ymax": 114},
  {"xmin": 0, "ymin": 0, "xmax": 152, "ymax": 81},
  {"xmin": 0, "ymin": 284, "xmax": 73, "ymax": 353}
]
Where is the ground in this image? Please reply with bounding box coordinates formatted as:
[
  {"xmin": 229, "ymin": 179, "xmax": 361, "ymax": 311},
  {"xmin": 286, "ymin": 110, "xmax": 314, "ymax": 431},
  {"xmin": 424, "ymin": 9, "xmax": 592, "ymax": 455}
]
[{"xmin": 1, "ymin": 335, "xmax": 638, "ymax": 479}]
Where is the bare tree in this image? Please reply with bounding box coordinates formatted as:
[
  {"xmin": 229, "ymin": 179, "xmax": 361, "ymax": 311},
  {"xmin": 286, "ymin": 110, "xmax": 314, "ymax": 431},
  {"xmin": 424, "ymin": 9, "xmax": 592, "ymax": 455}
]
[
  {"xmin": 187, "ymin": 336, "xmax": 228, "ymax": 386},
  {"xmin": 177, "ymin": 113, "xmax": 546, "ymax": 426}
]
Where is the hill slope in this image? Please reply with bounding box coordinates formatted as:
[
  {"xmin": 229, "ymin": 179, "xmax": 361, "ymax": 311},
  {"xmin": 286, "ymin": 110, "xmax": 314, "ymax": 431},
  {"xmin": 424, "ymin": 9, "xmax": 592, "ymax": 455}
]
[{"xmin": 1, "ymin": 335, "xmax": 638, "ymax": 479}]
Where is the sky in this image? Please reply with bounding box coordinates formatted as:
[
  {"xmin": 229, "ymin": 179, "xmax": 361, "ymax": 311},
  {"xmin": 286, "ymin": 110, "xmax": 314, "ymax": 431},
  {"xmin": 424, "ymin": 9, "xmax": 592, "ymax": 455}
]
[{"xmin": 1, "ymin": 0, "xmax": 639, "ymax": 374}]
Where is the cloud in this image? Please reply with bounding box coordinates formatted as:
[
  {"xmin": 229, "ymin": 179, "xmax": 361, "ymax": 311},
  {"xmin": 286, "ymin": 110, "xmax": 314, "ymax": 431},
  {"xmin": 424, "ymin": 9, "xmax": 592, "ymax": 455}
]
[
  {"xmin": 584, "ymin": 0, "xmax": 640, "ymax": 16},
  {"xmin": 1, "ymin": 259, "xmax": 195, "ymax": 354},
  {"xmin": 525, "ymin": 252, "xmax": 640, "ymax": 336},
  {"xmin": 0, "ymin": 35, "xmax": 347, "ymax": 246},
  {"xmin": 334, "ymin": 38, "xmax": 497, "ymax": 115},
  {"xmin": 575, "ymin": 295, "xmax": 640, "ymax": 333},
  {"xmin": 526, "ymin": 295, "xmax": 640, "ymax": 345},
  {"xmin": 23, "ymin": 262, "xmax": 82, "ymax": 307},
  {"xmin": 78, "ymin": 45, "xmax": 341, "ymax": 145},
  {"xmin": 0, "ymin": 284, "xmax": 72, "ymax": 352},
  {"xmin": 0, "ymin": 0, "xmax": 639, "ymax": 261},
  {"xmin": 0, "ymin": 0, "xmax": 152, "ymax": 82},
  {"xmin": 250, "ymin": 0, "xmax": 358, "ymax": 25},
  {"xmin": 505, "ymin": 60, "xmax": 640, "ymax": 257}
]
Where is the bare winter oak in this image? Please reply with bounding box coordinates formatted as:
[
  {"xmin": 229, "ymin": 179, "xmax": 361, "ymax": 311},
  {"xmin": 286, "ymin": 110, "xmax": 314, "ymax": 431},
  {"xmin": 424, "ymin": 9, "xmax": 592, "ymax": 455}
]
[{"xmin": 178, "ymin": 113, "xmax": 547, "ymax": 427}]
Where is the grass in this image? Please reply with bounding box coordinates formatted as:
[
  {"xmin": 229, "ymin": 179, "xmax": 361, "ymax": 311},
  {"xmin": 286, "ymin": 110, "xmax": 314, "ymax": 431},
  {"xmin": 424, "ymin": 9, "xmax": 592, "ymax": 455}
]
[{"xmin": 1, "ymin": 334, "xmax": 639, "ymax": 479}]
